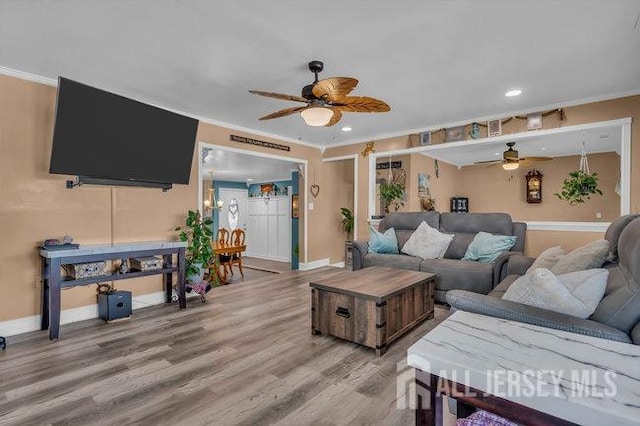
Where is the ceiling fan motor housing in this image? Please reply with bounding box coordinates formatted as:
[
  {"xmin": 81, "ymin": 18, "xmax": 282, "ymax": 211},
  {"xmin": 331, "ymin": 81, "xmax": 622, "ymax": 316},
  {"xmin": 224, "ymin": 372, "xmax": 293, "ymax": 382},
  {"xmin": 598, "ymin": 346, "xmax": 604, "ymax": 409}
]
[{"xmin": 504, "ymin": 142, "xmax": 518, "ymax": 160}]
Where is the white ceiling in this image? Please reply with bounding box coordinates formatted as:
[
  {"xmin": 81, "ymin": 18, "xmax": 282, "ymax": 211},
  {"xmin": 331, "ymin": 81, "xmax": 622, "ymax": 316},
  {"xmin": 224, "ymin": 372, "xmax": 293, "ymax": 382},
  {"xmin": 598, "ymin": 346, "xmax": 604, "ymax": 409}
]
[
  {"xmin": 201, "ymin": 148, "xmax": 298, "ymax": 182},
  {"xmin": 1, "ymin": 1, "xmax": 639, "ymax": 150}
]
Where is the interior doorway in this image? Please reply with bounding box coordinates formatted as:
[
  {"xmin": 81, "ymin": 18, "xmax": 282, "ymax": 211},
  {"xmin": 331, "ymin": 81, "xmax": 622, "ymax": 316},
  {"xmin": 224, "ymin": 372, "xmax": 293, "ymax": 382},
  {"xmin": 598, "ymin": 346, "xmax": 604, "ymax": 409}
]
[{"xmin": 198, "ymin": 142, "xmax": 307, "ymax": 270}]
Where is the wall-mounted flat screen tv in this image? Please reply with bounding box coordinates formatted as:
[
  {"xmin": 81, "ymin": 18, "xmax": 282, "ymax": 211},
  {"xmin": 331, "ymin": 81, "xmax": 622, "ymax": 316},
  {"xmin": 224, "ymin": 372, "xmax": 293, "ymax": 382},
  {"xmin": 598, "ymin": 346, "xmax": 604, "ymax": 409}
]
[{"xmin": 49, "ymin": 77, "xmax": 198, "ymax": 187}]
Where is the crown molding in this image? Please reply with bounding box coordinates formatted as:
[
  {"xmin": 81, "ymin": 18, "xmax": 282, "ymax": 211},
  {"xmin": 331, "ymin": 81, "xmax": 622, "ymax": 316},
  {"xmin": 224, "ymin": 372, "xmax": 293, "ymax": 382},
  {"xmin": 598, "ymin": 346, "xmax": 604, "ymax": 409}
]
[{"xmin": 0, "ymin": 65, "xmax": 321, "ymax": 150}]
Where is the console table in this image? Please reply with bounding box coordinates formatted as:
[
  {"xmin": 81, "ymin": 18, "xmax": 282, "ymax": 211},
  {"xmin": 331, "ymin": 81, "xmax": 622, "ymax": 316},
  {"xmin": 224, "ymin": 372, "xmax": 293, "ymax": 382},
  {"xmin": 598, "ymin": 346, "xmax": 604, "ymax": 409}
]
[
  {"xmin": 408, "ymin": 311, "xmax": 640, "ymax": 426},
  {"xmin": 39, "ymin": 241, "xmax": 186, "ymax": 340}
]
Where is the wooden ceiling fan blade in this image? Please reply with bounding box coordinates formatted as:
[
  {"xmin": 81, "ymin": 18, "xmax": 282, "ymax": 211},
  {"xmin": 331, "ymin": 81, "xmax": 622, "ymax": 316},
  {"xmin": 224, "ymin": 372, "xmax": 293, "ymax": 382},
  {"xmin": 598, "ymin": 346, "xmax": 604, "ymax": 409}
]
[
  {"xmin": 325, "ymin": 108, "xmax": 342, "ymax": 127},
  {"xmin": 312, "ymin": 77, "xmax": 359, "ymax": 101},
  {"xmin": 521, "ymin": 156, "xmax": 553, "ymax": 162},
  {"xmin": 473, "ymin": 160, "xmax": 502, "ymax": 165},
  {"xmin": 258, "ymin": 106, "xmax": 308, "ymax": 120},
  {"xmin": 249, "ymin": 90, "xmax": 308, "ymax": 103},
  {"xmin": 333, "ymin": 96, "xmax": 391, "ymax": 112}
]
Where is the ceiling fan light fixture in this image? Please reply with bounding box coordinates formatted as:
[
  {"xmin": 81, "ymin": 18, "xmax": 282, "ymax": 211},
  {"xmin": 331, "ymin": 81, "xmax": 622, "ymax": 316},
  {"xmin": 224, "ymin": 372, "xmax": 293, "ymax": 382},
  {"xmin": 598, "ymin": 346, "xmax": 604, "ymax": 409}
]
[
  {"xmin": 502, "ymin": 161, "xmax": 520, "ymax": 171},
  {"xmin": 301, "ymin": 107, "xmax": 333, "ymax": 126}
]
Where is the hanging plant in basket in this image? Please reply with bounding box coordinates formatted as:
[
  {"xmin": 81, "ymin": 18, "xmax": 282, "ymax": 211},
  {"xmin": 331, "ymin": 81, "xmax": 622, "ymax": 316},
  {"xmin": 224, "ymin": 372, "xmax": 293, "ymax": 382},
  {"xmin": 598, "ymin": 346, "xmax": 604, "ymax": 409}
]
[
  {"xmin": 554, "ymin": 170, "xmax": 603, "ymax": 205},
  {"xmin": 554, "ymin": 138, "xmax": 603, "ymax": 205}
]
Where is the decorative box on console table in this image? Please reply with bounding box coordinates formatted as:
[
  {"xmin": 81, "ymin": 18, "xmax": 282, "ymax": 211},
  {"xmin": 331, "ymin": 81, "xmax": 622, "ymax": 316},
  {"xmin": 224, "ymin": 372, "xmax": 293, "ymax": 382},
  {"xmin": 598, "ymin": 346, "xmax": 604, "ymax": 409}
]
[
  {"xmin": 130, "ymin": 256, "xmax": 163, "ymax": 271},
  {"xmin": 63, "ymin": 261, "xmax": 108, "ymax": 279}
]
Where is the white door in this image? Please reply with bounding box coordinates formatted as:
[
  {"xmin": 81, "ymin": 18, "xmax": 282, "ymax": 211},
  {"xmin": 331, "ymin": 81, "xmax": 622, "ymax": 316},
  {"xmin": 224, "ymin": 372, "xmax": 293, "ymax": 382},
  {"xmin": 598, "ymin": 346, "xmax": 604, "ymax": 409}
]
[{"xmin": 218, "ymin": 188, "xmax": 249, "ymax": 243}]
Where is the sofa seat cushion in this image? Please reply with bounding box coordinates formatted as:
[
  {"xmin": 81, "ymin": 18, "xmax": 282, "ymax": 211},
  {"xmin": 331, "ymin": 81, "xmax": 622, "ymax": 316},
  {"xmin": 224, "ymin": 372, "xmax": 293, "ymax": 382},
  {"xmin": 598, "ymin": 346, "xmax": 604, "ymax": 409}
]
[
  {"xmin": 489, "ymin": 274, "xmax": 520, "ymax": 298},
  {"xmin": 363, "ymin": 253, "xmax": 422, "ymax": 271},
  {"xmin": 420, "ymin": 258, "xmax": 493, "ymax": 295}
]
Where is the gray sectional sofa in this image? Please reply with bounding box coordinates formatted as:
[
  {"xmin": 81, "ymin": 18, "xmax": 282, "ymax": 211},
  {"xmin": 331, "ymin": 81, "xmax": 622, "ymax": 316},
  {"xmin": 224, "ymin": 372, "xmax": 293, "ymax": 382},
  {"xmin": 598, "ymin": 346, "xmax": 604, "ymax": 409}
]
[
  {"xmin": 447, "ymin": 214, "xmax": 640, "ymax": 344},
  {"xmin": 352, "ymin": 212, "xmax": 526, "ymax": 302}
]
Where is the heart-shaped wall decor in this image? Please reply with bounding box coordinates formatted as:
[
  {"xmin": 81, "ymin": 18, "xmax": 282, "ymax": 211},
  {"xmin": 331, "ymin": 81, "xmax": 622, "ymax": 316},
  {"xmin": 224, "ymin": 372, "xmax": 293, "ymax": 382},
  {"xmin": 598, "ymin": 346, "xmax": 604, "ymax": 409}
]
[{"xmin": 310, "ymin": 184, "xmax": 320, "ymax": 198}]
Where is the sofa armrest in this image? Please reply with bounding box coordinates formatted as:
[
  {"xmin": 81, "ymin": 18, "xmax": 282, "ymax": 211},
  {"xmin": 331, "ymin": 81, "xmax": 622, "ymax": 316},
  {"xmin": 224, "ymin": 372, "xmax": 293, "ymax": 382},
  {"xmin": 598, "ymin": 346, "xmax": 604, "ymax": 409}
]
[
  {"xmin": 352, "ymin": 240, "xmax": 368, "ymax": 271},
  {"xmin": 492, "ymin": 252, "xmax": 523, "ymax": 287},
  {"xmin": 446, "ymin": 290, "xmax": 632, "ymax": 343},
  {"xmin": 505, "ymin": 254, "xmax": 536, "ymax": 276}
]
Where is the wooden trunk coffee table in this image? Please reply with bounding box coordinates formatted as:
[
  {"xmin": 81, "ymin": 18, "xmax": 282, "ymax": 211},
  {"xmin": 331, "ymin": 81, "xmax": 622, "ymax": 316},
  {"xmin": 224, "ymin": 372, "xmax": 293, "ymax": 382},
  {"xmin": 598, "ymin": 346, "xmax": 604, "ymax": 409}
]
[{"xmin": 310, "ymin": 266, "xmax": 435, "ymax": 356}]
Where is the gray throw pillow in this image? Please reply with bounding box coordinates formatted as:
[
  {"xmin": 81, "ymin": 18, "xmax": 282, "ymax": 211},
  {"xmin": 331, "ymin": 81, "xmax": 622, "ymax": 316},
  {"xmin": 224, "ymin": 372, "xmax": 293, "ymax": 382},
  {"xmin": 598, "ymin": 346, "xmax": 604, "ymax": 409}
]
[
  {"xmin": 503, "ymin": 268, "xmax": 609, "ymax": 318},
  {"xmin": 526, "ymin": 246, "xmax": 566, "ymax": 274},
  {"xmin": 550, "ymin": 240, "xmax": 609, "ymax": 275}
]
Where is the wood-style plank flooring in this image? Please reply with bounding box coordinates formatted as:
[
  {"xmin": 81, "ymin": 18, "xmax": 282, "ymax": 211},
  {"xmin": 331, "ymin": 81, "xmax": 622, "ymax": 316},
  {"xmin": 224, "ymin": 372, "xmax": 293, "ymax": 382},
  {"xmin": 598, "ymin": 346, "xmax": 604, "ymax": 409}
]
[{"xmin": 0, "ymin": 267, "xmax": 449, "ymax": 425}]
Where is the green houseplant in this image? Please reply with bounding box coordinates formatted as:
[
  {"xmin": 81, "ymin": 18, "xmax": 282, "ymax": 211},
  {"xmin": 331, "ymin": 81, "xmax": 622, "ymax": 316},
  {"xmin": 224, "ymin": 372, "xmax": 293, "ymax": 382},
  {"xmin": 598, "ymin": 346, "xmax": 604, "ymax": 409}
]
[
  {"xmin": 175, "ymin": 210, "xmax": 214, "ymax": 283},
  {"xmin": 340, "ymin": 207, "xmax": 355, "ymax": 240},
  {"xmin": 554, "ymin": 170, "xmax": 603, "ymax": 205},
  {"xmin": 380, "ymin": 181, "xmax": 405, "ymax": 213}
]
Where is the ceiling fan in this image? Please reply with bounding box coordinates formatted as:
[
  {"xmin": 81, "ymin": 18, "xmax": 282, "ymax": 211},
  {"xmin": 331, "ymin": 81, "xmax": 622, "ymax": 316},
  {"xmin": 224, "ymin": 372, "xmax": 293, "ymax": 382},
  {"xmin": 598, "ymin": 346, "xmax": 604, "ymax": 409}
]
[
  {"xmin": 474, "ymin": 142, "xmax": 552, "ymax": 170},
  {"xmin": 249, "ymin": 60, "xmax": 390, "ymax": 127}
]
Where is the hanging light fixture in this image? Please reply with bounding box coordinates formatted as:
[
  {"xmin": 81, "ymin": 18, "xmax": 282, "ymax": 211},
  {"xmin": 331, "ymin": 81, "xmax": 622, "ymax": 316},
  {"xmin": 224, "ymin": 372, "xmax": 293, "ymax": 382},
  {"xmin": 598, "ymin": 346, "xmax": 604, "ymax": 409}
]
[
  {"xmin": 300, "ymin": 103, "xmax": 333, "ymax": 126},
  {"xmin": 502, "ymin": 161, "xmax": 520, "ymax": 171}
]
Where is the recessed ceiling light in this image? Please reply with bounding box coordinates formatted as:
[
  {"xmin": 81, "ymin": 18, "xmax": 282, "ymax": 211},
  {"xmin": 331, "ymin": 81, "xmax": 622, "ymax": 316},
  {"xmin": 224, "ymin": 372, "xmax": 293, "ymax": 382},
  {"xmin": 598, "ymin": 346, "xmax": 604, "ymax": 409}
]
[
  {"xmin": 341, "ymin": 126, "xmax": 352, "ymax": 132},
  {"xmin": 541, "ymin": 147, "xmax": 547, "ymax": 151},
  {"xmin": 505, "ymin": 89, "xmax": 522, "ymax": 97},
  {"xmin": 246, "ymin": 178, "xmax": 253, "ymax": 182},
  {"xmin": 494, "ymin": 152, "xmax": 501, "ymax": 156}
]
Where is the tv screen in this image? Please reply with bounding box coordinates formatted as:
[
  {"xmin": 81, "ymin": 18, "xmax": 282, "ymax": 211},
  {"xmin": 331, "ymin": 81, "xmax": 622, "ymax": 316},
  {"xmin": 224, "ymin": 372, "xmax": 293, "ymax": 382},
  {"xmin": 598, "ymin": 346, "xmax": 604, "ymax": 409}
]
[{"xmin": 50, "ymin": 78, "xmax": 198, "ymax": 185}]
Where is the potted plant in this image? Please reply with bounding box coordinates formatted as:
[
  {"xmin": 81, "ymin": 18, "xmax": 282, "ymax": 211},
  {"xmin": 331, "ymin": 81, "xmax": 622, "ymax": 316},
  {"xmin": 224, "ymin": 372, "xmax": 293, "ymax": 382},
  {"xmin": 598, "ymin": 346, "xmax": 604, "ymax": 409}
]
[
  {"xmin": 175, "ymin": 210, "xmax": 214, "ymax": 283},
  {"xmin": 554, "ymin": 170, "xmax": 603, "ymax": 205},
  {"xmin": 340, "ymin": 207, "xmax": 355, "ymax": 271},
  {"xmin": 340, "ymin": 207, "xmax": 355, "ymax": 240},
  {"xmin": 380, "ymin": 181, "xmax": 405, "ymax": 213}
]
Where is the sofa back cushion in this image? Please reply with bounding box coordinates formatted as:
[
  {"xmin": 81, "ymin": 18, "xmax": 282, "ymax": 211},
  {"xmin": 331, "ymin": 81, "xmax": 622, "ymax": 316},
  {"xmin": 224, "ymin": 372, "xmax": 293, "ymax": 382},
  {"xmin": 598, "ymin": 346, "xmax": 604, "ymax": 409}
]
[
  {"xmin": 440, "ymin": 212, "xmax": 514, "ymax": 236},
  {"xmin": 590, "ymin": 218, "xmax": 640, "ymax": 334},
  {"xmin": 379, "ymin": 211, "xmax": 440, "ymax": 249},
  {"xmin": 440, "ymin": 212, "xmax": 523, "ymax": 258},
  {"xmin": 604, "ymin": 214, "xmax": 640, "ymax": 262}
]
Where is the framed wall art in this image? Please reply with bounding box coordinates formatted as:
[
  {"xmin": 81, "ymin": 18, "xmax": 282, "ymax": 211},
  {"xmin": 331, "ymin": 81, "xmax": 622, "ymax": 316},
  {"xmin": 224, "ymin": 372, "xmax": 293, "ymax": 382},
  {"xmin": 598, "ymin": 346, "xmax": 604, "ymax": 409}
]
[
  {"xmin": 445, "ymin": 126, "xmax": 465, "ymax": 142},
  {"xmin": 487, "ymin": 119, "xmax": 502, "ymax": 137},
  {"xmin": 527, "ymin": 113, "xmax": 543, "ymax": 130}
]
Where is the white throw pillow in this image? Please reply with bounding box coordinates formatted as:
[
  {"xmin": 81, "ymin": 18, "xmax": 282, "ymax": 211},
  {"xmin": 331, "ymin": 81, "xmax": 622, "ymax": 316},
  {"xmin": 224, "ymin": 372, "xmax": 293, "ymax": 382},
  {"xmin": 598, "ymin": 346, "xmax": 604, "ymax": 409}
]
[
  {"xmin": 401, "ymin": 221, "xmax": 454, "ymax": 260},
  {"xmin": 526, "ymin": 246, "xmax": 566, "ymax": 274},
  {"xmin": 503, "ymin": 268, "xmax": 609, "ymax": 318}
]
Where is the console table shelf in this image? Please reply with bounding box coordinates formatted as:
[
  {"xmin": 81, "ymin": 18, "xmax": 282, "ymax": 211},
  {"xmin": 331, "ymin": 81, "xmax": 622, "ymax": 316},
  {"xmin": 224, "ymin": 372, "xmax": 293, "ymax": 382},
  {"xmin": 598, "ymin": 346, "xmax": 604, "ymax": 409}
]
[
  {"xmin": 60, "ymin": 267, "xmax": 179, "ymax": 288},
  {"xmin": 40, "ymin": 241, "xmax": 187, "ymax": 340}
]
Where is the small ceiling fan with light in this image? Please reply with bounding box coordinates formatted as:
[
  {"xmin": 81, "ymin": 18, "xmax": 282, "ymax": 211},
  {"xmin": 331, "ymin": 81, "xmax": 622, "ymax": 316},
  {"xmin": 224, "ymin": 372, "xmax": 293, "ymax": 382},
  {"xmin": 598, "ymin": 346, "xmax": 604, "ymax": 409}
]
[
  {"xmin": 249, "ymin": 60, "xmax": 390, "ymax": 127},
  {"xmin": 474, "ymin": 142, "xmax": 552, "ymax": 170}
]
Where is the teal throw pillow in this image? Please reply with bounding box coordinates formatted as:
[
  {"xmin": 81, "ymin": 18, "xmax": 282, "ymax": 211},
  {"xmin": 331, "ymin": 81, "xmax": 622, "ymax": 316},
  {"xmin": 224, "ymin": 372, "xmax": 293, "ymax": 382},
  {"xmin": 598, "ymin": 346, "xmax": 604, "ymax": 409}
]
[
  {"xmin": 462, "ymin": 232, "xmax": 517, "ymax": 263},
  {"xmin": 368, "ymin": 226, "xmax": 399, "ymax": 254}
]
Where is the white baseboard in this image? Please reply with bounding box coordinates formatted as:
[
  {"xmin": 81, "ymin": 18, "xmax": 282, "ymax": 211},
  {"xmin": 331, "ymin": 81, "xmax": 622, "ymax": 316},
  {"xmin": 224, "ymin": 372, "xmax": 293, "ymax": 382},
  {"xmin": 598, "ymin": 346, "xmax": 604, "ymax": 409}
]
[
  {"xmin": 525, "ymin": 221, "xmax": 610, "ymax": 232},
  {"xmin": 330, "ymin": 262, "xmax": 346, "ymax": 268},
  {"xmin": 299, "ymin": 258, "xmax": 330, "ymax": 271},
  {"xmin": 0, "ymin": 291, "xmax": 166, "ymax": 337}
]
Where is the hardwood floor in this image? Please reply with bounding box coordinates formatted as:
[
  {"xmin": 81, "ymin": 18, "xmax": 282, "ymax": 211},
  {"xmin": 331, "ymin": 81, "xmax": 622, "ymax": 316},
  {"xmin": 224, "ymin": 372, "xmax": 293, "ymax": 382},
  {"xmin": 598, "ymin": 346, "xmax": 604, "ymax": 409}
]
[
  {"xmin": 0, "ymin": 267, "xmax": 449, "ymax": 425},
  {"xmin": 242, "ymin": 257, "xmax": 291, "ymax": 274}
]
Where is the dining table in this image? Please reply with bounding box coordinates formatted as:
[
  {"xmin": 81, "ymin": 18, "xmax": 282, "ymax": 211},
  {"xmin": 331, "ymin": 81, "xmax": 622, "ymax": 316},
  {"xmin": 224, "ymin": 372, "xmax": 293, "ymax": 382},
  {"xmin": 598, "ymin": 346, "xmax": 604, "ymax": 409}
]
[{"xmin": 212, "ymin": 242, "xmax": 246, "ymax": 284}]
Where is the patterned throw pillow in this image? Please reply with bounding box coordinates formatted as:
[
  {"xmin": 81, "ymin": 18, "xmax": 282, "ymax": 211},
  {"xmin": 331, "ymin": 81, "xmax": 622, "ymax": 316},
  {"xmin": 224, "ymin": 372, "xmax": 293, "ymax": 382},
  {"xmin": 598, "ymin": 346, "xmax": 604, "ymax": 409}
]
[
  {"xmin": 401, "ymin": 221, "xmax": 454, "ymax": 259},
  {"xmin": 368, "ymin": 226, "xmax": 399, "ymax": 254}
]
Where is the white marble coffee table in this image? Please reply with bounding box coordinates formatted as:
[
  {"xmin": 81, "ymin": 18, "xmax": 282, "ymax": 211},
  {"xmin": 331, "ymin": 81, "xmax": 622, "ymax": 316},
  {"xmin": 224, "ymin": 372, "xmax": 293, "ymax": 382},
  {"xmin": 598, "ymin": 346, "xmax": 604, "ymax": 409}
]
[{"xmin": 408, "ymin": 311, "xmax": 640, "ymax": 426}]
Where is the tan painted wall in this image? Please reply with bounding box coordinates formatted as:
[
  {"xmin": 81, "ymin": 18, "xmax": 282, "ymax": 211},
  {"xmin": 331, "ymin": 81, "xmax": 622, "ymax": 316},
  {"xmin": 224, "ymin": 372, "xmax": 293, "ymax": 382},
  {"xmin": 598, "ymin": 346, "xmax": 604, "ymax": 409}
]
[
  {"xmin": 454, "ymin": 152, "xmax": 620, "ymax": 222},
  {"xmin": 0, "ymin": 74, "xmax": 322, "ymax": 322},
  {"xmin": 323, "ymin": 160, "xmax": 354, "ymax": 263},
  {"xmin": 526, "ymin": 230, "xmax": 605, "ymax": 257}
]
